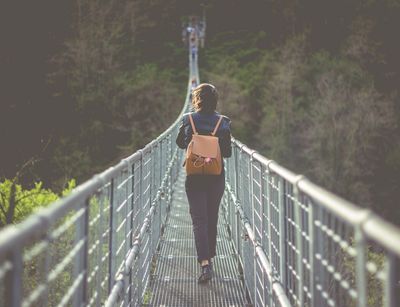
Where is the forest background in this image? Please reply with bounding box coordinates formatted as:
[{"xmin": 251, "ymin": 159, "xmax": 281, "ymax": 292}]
[{"xmin": 0, "ymin": 0, "xmax": 399, "ymax": 226}]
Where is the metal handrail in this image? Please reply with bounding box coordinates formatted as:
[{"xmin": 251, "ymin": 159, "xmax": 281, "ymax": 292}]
[
  {"xmin": 222, "ymin": 137, "xmax": 400, "ymax": 307},
  {"xmin": 231, "ymin": 138, "xmax": 400, "ymax": 254}
]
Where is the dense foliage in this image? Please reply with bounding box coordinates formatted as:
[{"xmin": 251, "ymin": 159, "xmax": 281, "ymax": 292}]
[
  {"xmin": 203, "ymin": 32, "xmax": 399, "ymax": 223},
  {"xmin": 1, "ymin": 0, "xmax": 186, "ymax": 189},
  {"xmin": 1, "ymin": 0, "xmax": 399, "ymax": 224},
  {"xmin": 0, "ymin": 178, "xmax": 75, "ymax": 226}
]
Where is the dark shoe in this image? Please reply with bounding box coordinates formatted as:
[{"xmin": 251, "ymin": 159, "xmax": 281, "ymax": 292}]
[{"xmin": 198, "ymin": 265, "xmax": 212, "ymax": 283}]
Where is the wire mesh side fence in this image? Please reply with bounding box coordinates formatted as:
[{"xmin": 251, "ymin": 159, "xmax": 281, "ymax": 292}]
[
  {"xmin": 0, "ymin": 56, "xmax": 197, "ymax": 307},
  {"xmin": 222, "ymin": 138, "xmax": 400, "ymax": 307},
  {"xmin": 105, "ymin": 141, "xmax": 182, "ymax": 307},
  {"xmin": 0, "ymin": 134, "xmax": 181, "ymax": 307}
]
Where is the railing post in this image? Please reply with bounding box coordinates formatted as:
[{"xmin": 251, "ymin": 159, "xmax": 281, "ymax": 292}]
[
  {"xmin": 167, "ymin": 136, "xmax": 172, "ymax": 215},
  {"xmin": 261, "ymin": 165, "xmax": 269, "ymax": 306},
  {"xmin": 278, "ymin": 176, "xmax": 287, "ymax": 296},
  {"xmin": 41, "ymin": 234, "xmax": 51, "ymax": 307},
  {"xmin": 294, "ymin": 175, "xmax": 305, "ymax": 306},
  {"xmin": 4, "ymin": 248, "xmax": 22, "ymax": 307},
  {"xmin": 138, "ymin": 150, "xmax": 144, "ymax": 227},
  {"xmin": 234, "ymin": 145, "xmax": 241, "ymax": 270},
  {"xmin": 73, "ymin": 198, "xmax": 89, "ymax": 307},
  {"xmin": 308, "ymin": 201, "xmax": 316, "ymax": 307},
  {"xmin": 108, "ymin": 178, "xmax": 115, "ymax": 295},
  {"xmin": 249, "ymin": 153, "xmax": 256, "ymax": 305},
  {"xmin": 265, "ymin": 164, "xmax": 273, "ymax": 306},
  {"xmin": 355, "ymin": 226, "xmax": 367, "ymax": 307},
  {"xmin": 314, "ymin": 206, "xmax": 323, "ymax": 307},
  {"xmin": 225, "ymin": 158, "xmax": 231, "ymax": 230},
  {"xmin": 121, "ymin": 162, "xmax": 131, "ymax": 307},
  {"xmin": 137, "ymin": 151, "xmax": 144, "ymax": 304},
  {"xmin": 128, "ymin": 162, "xmax": 135, "ymax": 305},
  {"xmin": 385, "ymin": 252, "xmax": 400, "ymax": 307},
  {"xmin": 95, "ymin": 190, "xmax": 104, "ymax": 307},
  {"xmin": 149, "ymin": 145, "xmax": 154, "ymax": 255},
  {"xmin": 82, "ymin": 199, "xmax": 90, "ymax": 305},
  {"xmin": 159, "ymin": 141, "xmax": 163, "ymax": 234}
]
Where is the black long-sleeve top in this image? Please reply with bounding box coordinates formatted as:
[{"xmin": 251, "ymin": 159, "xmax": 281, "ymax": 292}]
[{"xmin": 176, "ymin": 111, "xmax": 232, "ymax": 158}]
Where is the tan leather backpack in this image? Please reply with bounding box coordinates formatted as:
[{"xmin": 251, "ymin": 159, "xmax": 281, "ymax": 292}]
[{"xmin": 185, "ymin": 114, "xmax": 223, "ymax": 175}]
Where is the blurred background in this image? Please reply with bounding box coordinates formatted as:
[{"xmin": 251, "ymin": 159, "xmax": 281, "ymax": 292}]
[{"xmin": 0, "ymin": 0, "xmax": 399, "ymax": 226}]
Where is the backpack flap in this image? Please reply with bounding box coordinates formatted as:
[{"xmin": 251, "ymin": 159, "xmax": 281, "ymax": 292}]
[{"xmin": 191, "ymin": 134, "xmax": 219, "ymax": 158}]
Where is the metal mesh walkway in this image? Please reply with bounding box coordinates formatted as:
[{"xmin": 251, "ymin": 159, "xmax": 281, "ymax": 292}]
[{"xmin": 148, "ymin": 171, "xmax": 250, "ymax": 307}]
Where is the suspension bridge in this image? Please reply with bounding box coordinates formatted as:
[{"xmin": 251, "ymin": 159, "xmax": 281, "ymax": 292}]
[{"xmin": 1, "ymin": 25, "xmax": 400, "ymax": 307}]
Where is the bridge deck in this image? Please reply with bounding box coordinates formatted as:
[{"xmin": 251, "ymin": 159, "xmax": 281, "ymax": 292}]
[{"xmin": 148, "ymin": 171, "xmax": 250, "ymax": 306}]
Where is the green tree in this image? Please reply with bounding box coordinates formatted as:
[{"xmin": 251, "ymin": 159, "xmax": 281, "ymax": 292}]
[
  {"xmin": 300, "ymin": 52, "xmax": 396, "ymax": 206},
  {"xmin": 0, "ymin": 175, "xmax": 75, "ymax": 226}
]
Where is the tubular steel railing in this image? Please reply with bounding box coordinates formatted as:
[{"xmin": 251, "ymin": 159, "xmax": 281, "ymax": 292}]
[
  {"xmin": 0, "ymin": 53, "xmax": 198, "ymax": 307},
  {"xmin": 222, "ymin": 138, "xmax": 400, "ymax": 307}
]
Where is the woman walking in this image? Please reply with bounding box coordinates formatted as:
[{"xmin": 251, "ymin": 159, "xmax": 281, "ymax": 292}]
[{"xmin": 176, "ymin": 83, "xmax": 232, "ymax": 283}]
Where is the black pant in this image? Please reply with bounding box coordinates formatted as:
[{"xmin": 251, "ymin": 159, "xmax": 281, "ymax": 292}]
[{"xmin": 185, "ymin": 173, "xmax": 225, "ymax": 263}]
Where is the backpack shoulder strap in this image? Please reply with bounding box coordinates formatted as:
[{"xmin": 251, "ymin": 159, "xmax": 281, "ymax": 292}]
[
  {"xmin": 188, "ymin": 114, "xmax": 198, "ymax": 135},
  {"xmin": 211, "ymin": 116, "xmax": 223, "ymax": 136}
]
